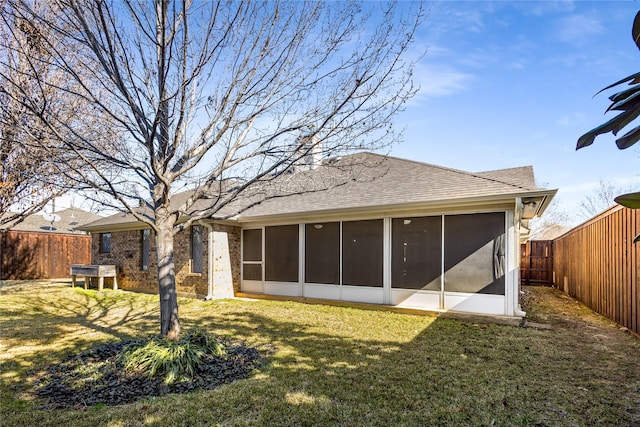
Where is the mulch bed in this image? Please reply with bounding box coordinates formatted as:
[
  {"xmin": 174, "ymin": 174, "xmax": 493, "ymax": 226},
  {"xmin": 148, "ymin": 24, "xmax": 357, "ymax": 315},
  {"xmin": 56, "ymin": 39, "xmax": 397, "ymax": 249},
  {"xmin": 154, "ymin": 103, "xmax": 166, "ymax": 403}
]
[{"xmin": 33, "ymin": 337, "xmax": 269, "ymax": 409}]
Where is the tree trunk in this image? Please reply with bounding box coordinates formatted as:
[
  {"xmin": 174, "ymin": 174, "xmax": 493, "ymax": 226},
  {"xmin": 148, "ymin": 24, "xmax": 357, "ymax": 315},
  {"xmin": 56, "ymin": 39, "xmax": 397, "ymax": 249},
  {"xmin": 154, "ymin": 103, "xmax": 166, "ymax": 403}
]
[{"xmin": 156, "ymin": 225, "xmax": 180, "ymax": 339}]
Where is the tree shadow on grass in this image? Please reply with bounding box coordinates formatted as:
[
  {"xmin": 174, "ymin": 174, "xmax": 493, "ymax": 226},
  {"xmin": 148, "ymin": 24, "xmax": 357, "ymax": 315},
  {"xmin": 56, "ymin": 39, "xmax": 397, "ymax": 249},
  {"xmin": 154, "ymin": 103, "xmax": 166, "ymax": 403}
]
[
  {"xmin": 2, "ymin": 288, "xmax": 159, "ymax": 345},
  {"xmin": 0, "ymin": 286, "xmax": 160, "ymax": 405},
  {"xmin": 177, "ymin": 310, "xmax": 520, "ymax": 425},
  {"xmin": 1, "ymin": 288, "xmax": 639, "ymax": 426},
  {"xmin": 166, "ymin": 301, "xmax": 640, "ymax": 427}
]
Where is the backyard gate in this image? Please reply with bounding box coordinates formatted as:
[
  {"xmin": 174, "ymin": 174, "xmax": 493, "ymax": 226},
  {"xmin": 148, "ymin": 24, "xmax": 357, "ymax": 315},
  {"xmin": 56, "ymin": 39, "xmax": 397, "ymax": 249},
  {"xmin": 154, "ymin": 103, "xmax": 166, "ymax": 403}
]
[{"xmin": 520, "ymin": 240, "xmax": 553, "ymax": 286}]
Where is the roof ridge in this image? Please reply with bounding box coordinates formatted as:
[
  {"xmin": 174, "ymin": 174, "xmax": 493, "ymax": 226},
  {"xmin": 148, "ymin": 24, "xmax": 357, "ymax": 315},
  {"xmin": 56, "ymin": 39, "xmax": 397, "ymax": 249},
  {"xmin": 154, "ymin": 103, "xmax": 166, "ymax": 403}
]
[
  {"xmin": 476, "ymin": 165, "xmax": 534, "ymax": 174},
  {"xmin": 355, "ymin": 152, "xmax": 536, "ymax": 191}
]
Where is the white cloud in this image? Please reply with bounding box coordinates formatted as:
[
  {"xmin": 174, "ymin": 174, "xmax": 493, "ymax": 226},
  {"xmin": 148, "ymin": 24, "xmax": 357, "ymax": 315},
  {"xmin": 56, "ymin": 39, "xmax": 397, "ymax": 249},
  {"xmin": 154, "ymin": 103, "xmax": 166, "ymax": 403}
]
[
  {"xmin": 413, "ymin": 65, "xmax": 474, "ymax": 102},
  {"xmin": 556, "ymin": 112, "xmax": 587, "ymax": 127},
  {"xmin": 426, "ymin": 6, "xmax": 487, "ymax": 36},
  {"xmin": 555, "ymin": 13, "xmax": 605, "ymax": 45},
  {"xmin": 457, "ymin": 47, "xmax": 497, "ymax": 69},
  {"xmin": 509, "ymin": 60, "xmax": 527, "ymax": 70},
  {"xmin": 527, "ymin": 0, "xmax": 575, "ymax": 17},
  {"xmin": 411, "ymin": 63, "xmax": 474, "ymax": 102}
]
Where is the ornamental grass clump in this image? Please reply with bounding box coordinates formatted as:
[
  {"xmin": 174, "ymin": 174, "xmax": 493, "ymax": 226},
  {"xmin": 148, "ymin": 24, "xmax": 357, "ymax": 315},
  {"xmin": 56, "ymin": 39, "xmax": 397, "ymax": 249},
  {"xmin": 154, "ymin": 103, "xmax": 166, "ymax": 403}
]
[{"xmin": 120, "ymin": 328, "xmax": 226, "ymax": 384}]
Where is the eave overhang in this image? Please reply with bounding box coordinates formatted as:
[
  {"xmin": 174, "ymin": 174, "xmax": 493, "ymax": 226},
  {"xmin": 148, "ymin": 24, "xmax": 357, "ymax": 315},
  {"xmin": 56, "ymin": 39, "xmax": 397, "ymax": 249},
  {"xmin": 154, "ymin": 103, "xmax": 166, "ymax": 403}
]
[
  {"xmin": 77, "ymin": 189, "xmax": 558, "ymax": 233},
  {"xmin": 235, "ymin": 189, "xmax": 559, "ymax": 225}
]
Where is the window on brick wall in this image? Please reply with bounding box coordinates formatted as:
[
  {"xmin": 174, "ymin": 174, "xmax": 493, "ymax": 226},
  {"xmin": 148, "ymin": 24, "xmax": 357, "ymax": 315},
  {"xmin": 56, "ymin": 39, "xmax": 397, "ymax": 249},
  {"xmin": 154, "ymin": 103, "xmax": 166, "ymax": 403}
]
[
  {"xmin": 191, "ymin": 225, "xmax": 203, "ymax": 274},
  {"xmin": 141, "ymin": 229, "xmax": 150, "ymax": 271},
  {"xmin": 100, "ymin": 232, "xmax": 111, "ymax": 253}
]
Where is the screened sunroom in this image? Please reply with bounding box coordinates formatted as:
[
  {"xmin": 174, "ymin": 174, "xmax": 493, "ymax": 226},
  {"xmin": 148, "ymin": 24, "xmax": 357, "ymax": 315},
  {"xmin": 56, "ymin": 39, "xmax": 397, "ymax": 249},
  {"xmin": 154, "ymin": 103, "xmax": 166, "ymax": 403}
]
[
  {"xmin": 236, "ymin": 152, "xmax": 555, "ymax": 318},
  {"xmin": 240, "ymin": 211, "xmax": 522, "ymax": 316}
]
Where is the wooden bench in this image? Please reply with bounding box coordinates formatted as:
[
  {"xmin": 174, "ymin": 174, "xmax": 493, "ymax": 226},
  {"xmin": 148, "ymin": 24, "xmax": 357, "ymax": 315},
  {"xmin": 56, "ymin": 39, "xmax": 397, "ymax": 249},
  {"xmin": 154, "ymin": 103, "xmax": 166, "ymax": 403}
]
[{"xmin": 70, "ymin": 264, "xmax": 118, "ymax": 291}]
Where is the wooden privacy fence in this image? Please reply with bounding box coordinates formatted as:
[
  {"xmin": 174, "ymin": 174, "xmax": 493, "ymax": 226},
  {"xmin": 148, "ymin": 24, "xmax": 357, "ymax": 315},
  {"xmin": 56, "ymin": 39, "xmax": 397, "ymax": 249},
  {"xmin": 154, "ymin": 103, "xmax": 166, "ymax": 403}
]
[
  {"xmin": 0, "ymin": 231, "xmax": 91, "ymax": 280},
  {"xmin": 553, "ymin": 205, "xmax": 639, "ymax": 336},
  {"xmin": 520, "ymin": 240, "xmax": 553, "ymax": 286}
]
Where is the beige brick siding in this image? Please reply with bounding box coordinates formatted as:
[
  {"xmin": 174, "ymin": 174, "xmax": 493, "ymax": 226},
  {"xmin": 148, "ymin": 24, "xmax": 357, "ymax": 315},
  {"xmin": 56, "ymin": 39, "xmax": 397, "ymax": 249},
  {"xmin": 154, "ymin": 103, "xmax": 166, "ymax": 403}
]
[{"xmin": 91, "ymin": 222, "xmax": 240, "ymax": 298}]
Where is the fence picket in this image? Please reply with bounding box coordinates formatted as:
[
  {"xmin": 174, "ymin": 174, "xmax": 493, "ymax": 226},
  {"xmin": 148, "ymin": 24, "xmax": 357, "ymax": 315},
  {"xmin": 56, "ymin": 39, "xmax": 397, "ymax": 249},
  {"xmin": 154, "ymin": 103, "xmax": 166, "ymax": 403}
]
[
  {"xmin": 549, "ymin": 205, "xmax": 640, "ymax": 336},
  {"xmin": 0, "ymin": 231, "xmax": 91, "ymax": 280}
]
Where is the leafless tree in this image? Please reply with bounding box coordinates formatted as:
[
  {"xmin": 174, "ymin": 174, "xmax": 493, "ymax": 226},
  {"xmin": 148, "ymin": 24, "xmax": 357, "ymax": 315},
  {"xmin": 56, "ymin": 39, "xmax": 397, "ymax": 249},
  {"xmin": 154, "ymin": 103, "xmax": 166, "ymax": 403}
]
[
  {"xmin": 0, "ymin": 0, "xmax": 69, "ymax": 228},
  {"xmin": 3, "ymin": 0, "xmax": 423, "ymax": 338},
  {"xmin": 579, "ymin": 178, "xmax": 636, "ymax": 219},
  {"xmin": 529, "ymin": 198, "xmax": 575, "ymax": 240}
]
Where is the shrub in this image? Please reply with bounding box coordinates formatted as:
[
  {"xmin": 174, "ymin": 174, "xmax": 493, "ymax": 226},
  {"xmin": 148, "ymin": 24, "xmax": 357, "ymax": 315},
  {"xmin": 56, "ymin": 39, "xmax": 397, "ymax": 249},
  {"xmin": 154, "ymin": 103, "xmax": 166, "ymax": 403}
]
[{"xmin": 119, "ymin": 328, "xmax": 226, "ymax": 384}]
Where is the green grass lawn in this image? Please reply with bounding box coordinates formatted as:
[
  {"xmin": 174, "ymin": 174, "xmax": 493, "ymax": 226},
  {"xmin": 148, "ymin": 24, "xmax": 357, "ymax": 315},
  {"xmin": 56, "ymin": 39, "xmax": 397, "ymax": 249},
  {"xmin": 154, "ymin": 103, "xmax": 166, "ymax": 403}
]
[{"xmin": 1, "ymin": 280, "xmax": 639, "ymax": 426}]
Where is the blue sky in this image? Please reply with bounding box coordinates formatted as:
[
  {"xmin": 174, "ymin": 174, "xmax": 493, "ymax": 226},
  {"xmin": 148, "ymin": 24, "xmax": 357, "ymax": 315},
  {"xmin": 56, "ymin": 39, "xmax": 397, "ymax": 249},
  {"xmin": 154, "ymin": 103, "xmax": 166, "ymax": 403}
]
[
  {"xmin": 56, "ymin": 1, "xmax": 640, "ymax": 223},
  {"xmin": 391, "ymin": 0, "xmax": 640, "ymax": 224}
]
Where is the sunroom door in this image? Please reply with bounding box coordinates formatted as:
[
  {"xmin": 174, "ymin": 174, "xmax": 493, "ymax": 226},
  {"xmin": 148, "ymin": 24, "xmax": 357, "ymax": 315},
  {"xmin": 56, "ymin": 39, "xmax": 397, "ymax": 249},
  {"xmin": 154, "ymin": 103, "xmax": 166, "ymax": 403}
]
[
  {"xmin": 241, "ymin": 228, "xmax": 263, "ymax": 293},
  {"xmin": 390, "ymin": 216, "xmax": 443, "ymax": 310},
  {"xmin": 443, "ymin": 212, "xmax": 506, "ymax": 315}
]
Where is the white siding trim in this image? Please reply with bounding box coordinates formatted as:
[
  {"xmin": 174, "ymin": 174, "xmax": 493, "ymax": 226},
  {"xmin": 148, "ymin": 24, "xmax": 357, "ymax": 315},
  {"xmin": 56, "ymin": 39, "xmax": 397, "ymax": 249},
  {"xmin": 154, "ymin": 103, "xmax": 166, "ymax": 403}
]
[
  {"xmin": 298, "ymin": 224, "xmax": 304, "ymax": 297},
  {"xmin": 383, "ymin": 217, "xmax": 391, "ymax": 305},
  {"xmin": 303, "ymin": 283, "xmax": 341, "ymax": 300},
  {"xmin": 440, "ymin": 214, "xmax": 445, "ymax": 310}
]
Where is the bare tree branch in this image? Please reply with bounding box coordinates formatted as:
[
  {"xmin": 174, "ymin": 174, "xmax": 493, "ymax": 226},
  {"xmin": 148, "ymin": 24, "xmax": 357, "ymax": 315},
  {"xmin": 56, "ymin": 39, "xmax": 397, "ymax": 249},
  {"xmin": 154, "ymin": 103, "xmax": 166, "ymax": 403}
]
[{"xmin": 3, "ymin": 0, "xmax": 424, "ymax": 338}]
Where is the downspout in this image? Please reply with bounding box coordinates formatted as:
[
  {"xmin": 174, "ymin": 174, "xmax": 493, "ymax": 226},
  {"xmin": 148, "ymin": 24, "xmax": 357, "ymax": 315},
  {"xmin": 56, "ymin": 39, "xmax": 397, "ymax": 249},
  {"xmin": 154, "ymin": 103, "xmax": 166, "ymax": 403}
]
[
  {"xmin": 514, "ymin": 198, "xmax": 526, "ymax": 317},
  {"xmin": 199, "ymin": 221, "xmax": 214, "ymax": 300}
]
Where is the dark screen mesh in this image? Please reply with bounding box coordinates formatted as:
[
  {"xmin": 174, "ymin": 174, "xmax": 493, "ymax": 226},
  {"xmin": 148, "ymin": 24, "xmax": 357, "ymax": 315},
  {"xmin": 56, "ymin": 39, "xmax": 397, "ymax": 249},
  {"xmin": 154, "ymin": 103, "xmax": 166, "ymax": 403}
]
[
  {"xmin": 265, "ymin": 225, "xmax": 299, "ymax": 282},
  {"xmin": 243, "ymin": 263, "xmax": 262, "ymax": 281},
  {"xmin": 444, "ymin": 212, "xmax": 505, "ymax": 295},
  {"xmin": 305, "ymin": 222, "xmax": 340, "ymax": 284},
  {"xmin": 342, "ymin": 219, "xmax": 383, "ymax": 287},
  {"xmin": 392, "ymin": 216, "xmax": 442, "ymax": 290},
  {"xmin": 243, "ymin": 229, "xmax": 262, "ymax": 262},
  {"xmin": 191, "ymin": 226, "xmax": 203, "ymax": 274}
]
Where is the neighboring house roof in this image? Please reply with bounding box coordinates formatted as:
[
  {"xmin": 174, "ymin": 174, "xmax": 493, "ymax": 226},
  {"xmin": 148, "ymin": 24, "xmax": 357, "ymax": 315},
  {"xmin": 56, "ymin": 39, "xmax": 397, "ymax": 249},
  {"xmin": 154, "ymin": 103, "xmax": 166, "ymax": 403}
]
[
  {"xmin": 79, "ymin": 152, "xmax": 557, "ymax": 231},
  {"xmin": 10, "ymin": 208, "xmax": 103, "ymax": 234}
]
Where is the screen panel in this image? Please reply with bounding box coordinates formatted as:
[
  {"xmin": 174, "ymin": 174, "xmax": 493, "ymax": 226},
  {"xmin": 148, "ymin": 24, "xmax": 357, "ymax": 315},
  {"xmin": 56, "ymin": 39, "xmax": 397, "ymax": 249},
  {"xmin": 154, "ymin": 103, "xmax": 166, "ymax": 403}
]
[
  {"xmin": 392, "ymin": 216, "xmax": 442, "ymax": 290},
  {"xmin": 243, "ymin": 229, "xmax": 262, "ymax": 262},
  {"xmin": 444, "ymin": 212, "xmax": 506, "ymax": 295},
  {"xmin": 141, "ymin": 229, "xmax": 150, "ymax": 272},
  {"xmin": 243, "ymin": 263, "xmax": 262, "ymax": 281},
  {"xmin": 305, "ymin": 222, "xmax": 340, "ymax": 284},
  {"xmin": 265, "ymin": 225, "xmax": 299, "ymax": 282},
  {"xmin": 342, "ymin": 219, "xmax": 383, "ymax": 287},
  {"xmin": 191, "ymin": 225, "xmax": 203, "ymax": 274},
  {"xmin": 100, "ymin": 233, "xmax": 111, "ymax": 253}
]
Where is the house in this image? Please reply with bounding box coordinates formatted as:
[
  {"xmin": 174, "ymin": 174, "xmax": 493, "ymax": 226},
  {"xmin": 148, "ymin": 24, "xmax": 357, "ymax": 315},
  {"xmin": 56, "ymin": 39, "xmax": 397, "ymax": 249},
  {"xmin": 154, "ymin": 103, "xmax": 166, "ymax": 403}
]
[
  {"xmin": 10, "ymin": 207, "xmax": 103, "ymax": 234},
  {"xmin": 79, "ymin": 152, "xmax": 556, "ymax": 318},
  {"xmin": 1, "ymin": 208, "xmax": 102, "ymax": 279}
]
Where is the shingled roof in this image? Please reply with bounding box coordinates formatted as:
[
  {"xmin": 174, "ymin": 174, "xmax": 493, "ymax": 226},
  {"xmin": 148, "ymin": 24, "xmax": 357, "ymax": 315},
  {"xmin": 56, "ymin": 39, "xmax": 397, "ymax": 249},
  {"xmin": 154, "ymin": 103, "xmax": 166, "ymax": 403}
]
[
  {"xmin": 10, "ymin": 208, "xmax": 102, "ymax": 234},
  {"xmin": 236, "ymin": 152, "xmax": 551, "ymax": 219},
  {"xmin": 80, "ymin": 152, "xmax": 555, "ymax": 230}
]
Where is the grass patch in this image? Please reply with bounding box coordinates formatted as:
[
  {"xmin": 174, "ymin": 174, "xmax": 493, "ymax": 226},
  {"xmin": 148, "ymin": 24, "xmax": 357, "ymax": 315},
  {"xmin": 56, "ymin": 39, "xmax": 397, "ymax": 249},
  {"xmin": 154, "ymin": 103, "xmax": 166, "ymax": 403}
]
[{"xmin": 2, "ymin": 281, "xmax": 639, "ymax": 426}]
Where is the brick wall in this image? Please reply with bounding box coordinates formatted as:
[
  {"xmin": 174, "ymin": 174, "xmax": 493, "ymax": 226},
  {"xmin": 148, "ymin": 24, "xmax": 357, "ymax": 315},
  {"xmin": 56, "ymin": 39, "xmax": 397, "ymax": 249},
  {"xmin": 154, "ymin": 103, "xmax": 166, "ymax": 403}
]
[{"xmin": 91, "ymin": 222, "xmax": 240, "ymax": 298}]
